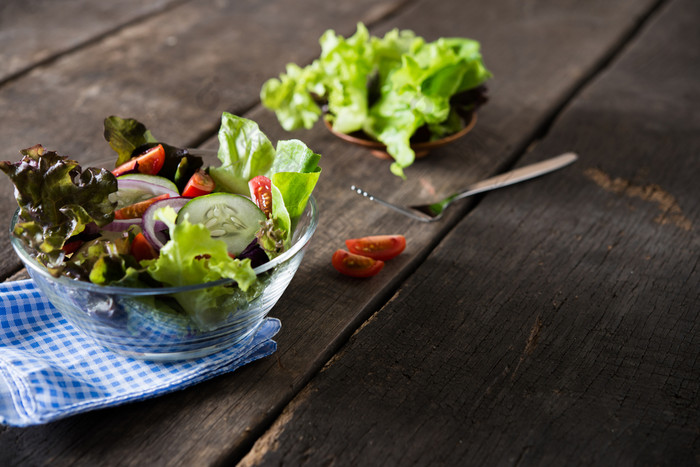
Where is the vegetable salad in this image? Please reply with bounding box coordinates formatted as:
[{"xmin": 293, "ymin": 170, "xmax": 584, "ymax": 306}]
[{"xmin": 1, "ymin": 113, "xmax": 321, "ymax": 329}]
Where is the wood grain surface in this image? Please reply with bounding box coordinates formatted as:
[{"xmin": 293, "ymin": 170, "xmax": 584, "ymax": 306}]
[
  {"xmin": 0, "ymin": 0, "xmax": 184, "ymax": 84},
  {"xmin": 1, "ymin": 0, "xmax": 695, "ymax": 465},
  {"xmin": 240, "ymin": 0, "xmax": 699, "ymax": 464}
]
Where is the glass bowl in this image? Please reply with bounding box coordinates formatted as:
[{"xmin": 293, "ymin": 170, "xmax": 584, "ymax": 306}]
[{"xmin": 10, "ymin": 196, "xmax": 318, "ymax": 361}]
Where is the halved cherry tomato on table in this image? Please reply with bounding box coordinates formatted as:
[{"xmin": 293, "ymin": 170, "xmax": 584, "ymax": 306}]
[
  {"xmin": 249, "ymin": 175, "xmax": 272, "ymax": 217},
  {"xmin": 332, "ymin": 249, "xmax": 385, "ymax": 278},
  {"xmin": 113, "ymin": 144, "xmax": 166, "ymax": 177},
  {"xmin": 131, "ymin": 232, "xmax": 157, "ymax": 261},
  {"xmin": 182, "ymin": 169, "xmax": 215, "ymax": 197},
  {"xmin": 114, "ymin": 193, "xmax": 171, "ymax": 219},
  {"xmin": 345, "ymin": 234, "xmax": 406, "ymax": 261}
]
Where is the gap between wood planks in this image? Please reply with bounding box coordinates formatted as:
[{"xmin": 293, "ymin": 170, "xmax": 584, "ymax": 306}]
[{"xmin": 0, "ymin": 0, "xmax": 192, "ymax": 88}]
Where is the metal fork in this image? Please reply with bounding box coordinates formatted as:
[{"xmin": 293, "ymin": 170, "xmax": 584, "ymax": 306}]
[{"xmin": 350, "ymin": 152, "xmax": 578, "ymax": 222}]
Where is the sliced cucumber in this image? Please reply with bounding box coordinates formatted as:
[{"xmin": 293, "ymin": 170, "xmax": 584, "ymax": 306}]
[
  {"xmin": 118, "ymin": 174, "xmax": 179, "ymax": 194},
  {"xmin": 176, "ymin": 193, "xmax": 265, "ymax": 256}
]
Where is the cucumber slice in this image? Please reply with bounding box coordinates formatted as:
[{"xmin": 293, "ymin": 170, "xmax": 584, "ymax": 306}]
[
  {"xmin": 176, "ymin": 193, "xmax": 266, "ymax": 256},
  {"xmin": 118, "ymin": 174, "xmax": 179, "ymax": 194}
]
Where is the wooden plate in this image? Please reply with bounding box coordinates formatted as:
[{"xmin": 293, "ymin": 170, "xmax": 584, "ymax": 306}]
[{"xmin": 324, "ymin": 112, "xmax": 477, "ymax": 160}]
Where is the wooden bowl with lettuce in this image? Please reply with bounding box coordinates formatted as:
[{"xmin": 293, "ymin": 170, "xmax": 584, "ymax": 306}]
[{"xmin": 261, "ymin": 23, "xmax": 491, "ymax": 178}]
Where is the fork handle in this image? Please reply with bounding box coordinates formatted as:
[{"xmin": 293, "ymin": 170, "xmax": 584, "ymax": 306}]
[{"xmin": 446, "ymin": 152, "xmax": 579, "ymax": 204}]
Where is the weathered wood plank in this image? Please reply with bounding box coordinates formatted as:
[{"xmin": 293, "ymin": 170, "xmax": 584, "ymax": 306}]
[
  {"xmin": 0, "ymin": 0, "xmax": 666, "ymax": 465},
  {"xmin": 0, "ymin": 0, "xmax": 405, "ymax": 279},
  {"xmin": 0, "ymin": 0, "xmax": 184, "ymax": 83},
  {"xmin": 239, "ymin": 0, "xmax": 700, "ymax": 464}
]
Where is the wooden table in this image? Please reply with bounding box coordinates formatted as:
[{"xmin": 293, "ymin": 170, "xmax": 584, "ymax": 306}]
[{"xmin": 1, "ymin": 0, "xmax": 698, "ymax": 464}]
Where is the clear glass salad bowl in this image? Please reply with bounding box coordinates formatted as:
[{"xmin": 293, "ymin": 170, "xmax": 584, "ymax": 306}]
[{"xmin": 9, "ymin": 196, "xmax": 318, "ymax": 361}]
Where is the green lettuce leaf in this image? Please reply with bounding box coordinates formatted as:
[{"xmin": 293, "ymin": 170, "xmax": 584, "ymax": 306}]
[
  {"xmin": 143, "ymin": 207, "xmax": 258, "ymax": 329},
  {"xmin": 365, "ymin": 37, "xmax": 493, "ymax": 178},
  {"xmin": 209, "ymin": 112, "xmax": 276, "ymax": 195},
  {"xmin": 210, "ymin": 114, "xmax": 321, "ymax": 239},
  {"xmin": 0, "ymin": 145, "xmax": 117, "ymax": 271},
  {"xmin": 268, "ymin": 139, "xmax": 321, "ymax": 220},
  {"xmin": 260, "ymin": 62, "xmax": 324, "ymax": 131},
  {"xmin": 260, "ymin": 23, "xmax": 492, "ymax": 177},
  {"xmin": 103, "ymin": 116, "xmax": 158, "ymax": 166}
]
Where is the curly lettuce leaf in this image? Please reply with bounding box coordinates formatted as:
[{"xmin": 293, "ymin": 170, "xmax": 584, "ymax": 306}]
[
  {"xmin": 317, "ymin": 23, "xmax": 374, "ymax": 133},
  {"xmin": 0, "ymin": 145, "xmax": 117, "ymax": 270},
  {"xmin": 260, "ymin": 62, "xmax": 324, "ymax": 131},
  {"xmin": 365, "ymin": 37, "xmax": 492, "ymax": 178},
  {"xmin": 63, "ymin": 230, "xmax": 149, "ymax": 287},
  {"xmin": 103, "ymin": 116, "xmax": 203, "ymax": 189},
  {"xmin": 103, "ymin": 116, "xmax": 158, "ymax": 166},
  {"xmin": 261, "ymin": 23, "xmax": 492, "ymax": 177}
]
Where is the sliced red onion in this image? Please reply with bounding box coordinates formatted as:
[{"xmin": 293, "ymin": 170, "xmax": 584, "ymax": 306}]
[
  {"xmin": 102, "ymin": 218, "xmax": 141, "ymax": 231},
  {"xmin": 83, "ymin": 222, "xmax": 100, "ymax": 235},
  {"xmin": 116, "ymin": 178, "xmax": 179, "ymax": 197},
  {"xmin": 142, "ymin": 197, "xmax": 190, "ymax": 250}
]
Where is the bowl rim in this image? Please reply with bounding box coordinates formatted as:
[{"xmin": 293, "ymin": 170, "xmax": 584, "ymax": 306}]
[{"xmin": 10, "ymin": 195, "xmax": 318, "ymax": 296}]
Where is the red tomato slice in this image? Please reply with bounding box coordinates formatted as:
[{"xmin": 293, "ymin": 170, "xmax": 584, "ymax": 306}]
[
  {"xmin": 345, "ymin": 235, "xmax": 406, "ymax": 261},
  {"xmin": 332, "ymin": 249, "xmax": 384, "ymax": 278},
  {"xmin": 114, "ymin": 193, "xmax": 170, "ymax": 220},
  {"xmin": 249, "ymin": 175, "xmax": 272, "ymax": 216},
  {"xmin": 182, "ymin": 169, "xmax": 215, "ymax": 197},
  {"xmin": 62, "ymin": 239, "xmax": 83, "ymax": 255},
  {"xmin": 113, "ymin": 144, "xmax": 166, "ymax": 176},
  {"xmin": 131, "ymin": 232, "xmax": 157, "ymax": 261}
]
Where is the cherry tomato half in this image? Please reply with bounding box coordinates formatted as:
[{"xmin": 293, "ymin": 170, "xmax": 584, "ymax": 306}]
[
  {"xmin": 114, "ymin": 193, "xmax": 170, "ymax": 219},
  {"xmin": 113, "ymin": 144, "xmax": 166, "ymax": 177},
  {"xmin": 345, "ymin": 235, "xmax": 406, "ymax": 261},
  {"xmin": 182, "ymin": 169, "xmax": 215, "ymax": 197},
  {"xmin": 249, "ymin": 175, "xmax": 272, "ymax": 217},
  {"xmin": 332, "ymin": 249, "xmax": 384, "ymax": 278},
  {"xmin": 62, "ymin": 239, "xmax": 83, "ymax": 255},
  {"xmin": 131, "ymin": 232, "xmax": 157, "ymax": 262}
]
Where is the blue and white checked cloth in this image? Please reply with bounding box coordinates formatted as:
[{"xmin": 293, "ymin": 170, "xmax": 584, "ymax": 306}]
[{"xmin": 0, "ymin": 279, "xmax": 280, "ymax": 427}]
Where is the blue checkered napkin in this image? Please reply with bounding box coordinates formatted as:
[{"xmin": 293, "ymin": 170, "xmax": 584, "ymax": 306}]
[{"xmin": 0, "ymin": 280, "xmax": 280, "ymax": 427}]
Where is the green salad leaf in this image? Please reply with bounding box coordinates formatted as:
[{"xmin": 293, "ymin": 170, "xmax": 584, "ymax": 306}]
[
  {"xmin": 0, "ymin": 144, "xmax": 117, "ymax": 272},
  {"xmin": 143, "ymin": 207, "xmax": 258, "ymax": 329},
  {"xmin": 145, "ymin": 207, "xmax": 256, "ymax": 290},
  {"xmin": 1, "ymin": 112, "xmax": 322, "ymax": 333},
  {"xmin": 270, "ymin": 140, "xmax": 321, "ymax": 220},
  {"xmin": 209, "ymin": 112, "xmax": 277, "ymax": 195},
  {"xmin": 261, "ymin": 23, "xmax": 492, "ymax": 178},
  {"xmin": 210, "ymin": 113, "xmax": 321, "ymax": 243},
  {"xmin": 104, "ymin": 116, "xmax": 158, "ymax": 166}
]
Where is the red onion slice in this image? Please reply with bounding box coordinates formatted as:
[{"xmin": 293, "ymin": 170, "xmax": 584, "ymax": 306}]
[
  {"xmin": 142, "ymin": 197, "xmax": 190, "ymax": 250},
  {"xmin": 115, "ymin": 178, "xmax": 179, "ymax": 197},
  {"xmin": 102, "ymin": 218, "xmax": 141, "ymax": 231}
]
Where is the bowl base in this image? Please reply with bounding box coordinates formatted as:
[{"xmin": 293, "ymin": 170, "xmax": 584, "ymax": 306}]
[{"xmin": 98, "ymin": 325, "xmax": 258, "ymax": 361}]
